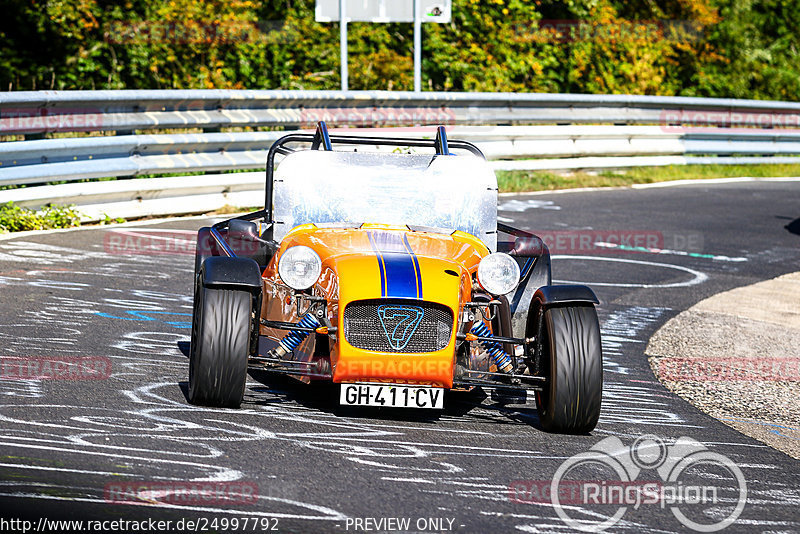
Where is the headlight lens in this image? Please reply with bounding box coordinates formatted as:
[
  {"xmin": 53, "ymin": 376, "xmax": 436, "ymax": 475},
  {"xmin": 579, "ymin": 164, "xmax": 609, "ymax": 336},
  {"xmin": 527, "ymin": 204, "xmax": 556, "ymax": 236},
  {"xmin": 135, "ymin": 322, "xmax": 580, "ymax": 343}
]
[
  {"xmin": 278, "ymin": 246, "xmax": 322, "ymax": 290},
  {"xmin": 477, "ymin": 252, "xmax": 520, "ymax": 295}
]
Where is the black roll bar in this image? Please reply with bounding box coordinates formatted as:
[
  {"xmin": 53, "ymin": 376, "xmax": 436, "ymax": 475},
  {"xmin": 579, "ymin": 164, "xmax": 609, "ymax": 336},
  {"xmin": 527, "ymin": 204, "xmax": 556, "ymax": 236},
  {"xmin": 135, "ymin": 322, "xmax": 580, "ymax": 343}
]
[{"xmin": 262, "ymin": 122, "xmax": 486, "ymax": 223}]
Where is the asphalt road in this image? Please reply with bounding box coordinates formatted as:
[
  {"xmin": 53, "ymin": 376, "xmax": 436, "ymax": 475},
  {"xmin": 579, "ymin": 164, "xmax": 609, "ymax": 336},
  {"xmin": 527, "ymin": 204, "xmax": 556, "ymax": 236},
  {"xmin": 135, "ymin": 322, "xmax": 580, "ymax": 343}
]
[{"xmin": 0, "ymin": 178, "xmax": 798, "ymax": 533}]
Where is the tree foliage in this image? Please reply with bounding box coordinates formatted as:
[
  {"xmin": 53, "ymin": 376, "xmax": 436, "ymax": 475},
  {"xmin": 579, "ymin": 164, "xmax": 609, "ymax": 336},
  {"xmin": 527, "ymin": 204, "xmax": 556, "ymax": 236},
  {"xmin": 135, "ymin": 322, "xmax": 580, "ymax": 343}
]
[{"xmin": 0, "ymin": 0, "xmax": 797, "ymax": 100}]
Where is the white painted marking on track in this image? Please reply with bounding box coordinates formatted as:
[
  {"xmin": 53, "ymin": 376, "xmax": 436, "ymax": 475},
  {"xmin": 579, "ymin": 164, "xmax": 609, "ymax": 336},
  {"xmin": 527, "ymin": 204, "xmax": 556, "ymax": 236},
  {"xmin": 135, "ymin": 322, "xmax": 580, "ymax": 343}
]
[
  {"xmin": 498, "ymin": 199, "xmax": 561, "ymax": 212},
  {"xmin": 0, "ymin": 462, "xmax": 133, "ymax": 477},
  {"xmin": 631, "ymin": 176, "xmax": 800, "ymax": 189},
  {"xmin": 0, "ymin": 439, "xmax": 243, "ymax": 481},
  {"xmin": 594, "ymin": 241, "xmax": 747, "ymax": 262},
  {"xmin": 107, "ymin": 229, "xmax": 195, "ymax": 234},
  {"xmin": 381, "ymin": 477, "xmax": 436, "ymax": 484},
  {"xmin": 552, "ymin": 255, "xmax": 709, "ymax": 288}
]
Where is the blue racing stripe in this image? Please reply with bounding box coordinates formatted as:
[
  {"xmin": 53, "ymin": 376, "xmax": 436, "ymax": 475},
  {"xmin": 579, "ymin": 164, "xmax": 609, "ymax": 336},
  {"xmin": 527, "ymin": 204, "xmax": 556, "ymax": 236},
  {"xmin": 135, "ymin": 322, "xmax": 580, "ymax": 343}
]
[
  {"xmin": 382, "ymin": 253, "xmax": 418, "ymax": 298},
  {"xmin": 403, "ymin": 234, "xmax": 423, "ymax": 299},
  {"xmin": 367, "ymin": 231, "xmax": 387, "ymax": 297},
  {"xmin": 368, "ymin": 231, "xmax": 423, "ymax": 299}
]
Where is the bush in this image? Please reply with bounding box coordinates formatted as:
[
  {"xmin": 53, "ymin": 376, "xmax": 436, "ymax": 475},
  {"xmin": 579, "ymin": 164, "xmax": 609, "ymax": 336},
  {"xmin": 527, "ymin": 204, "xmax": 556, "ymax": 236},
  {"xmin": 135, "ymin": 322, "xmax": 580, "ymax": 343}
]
[
  {"xmin": 0, "ymin": 202, "xmax": 82, "ymax": 232},
  {"xmin": 7, "ymin": 0, "xmax": 798, "ymax": 102}
]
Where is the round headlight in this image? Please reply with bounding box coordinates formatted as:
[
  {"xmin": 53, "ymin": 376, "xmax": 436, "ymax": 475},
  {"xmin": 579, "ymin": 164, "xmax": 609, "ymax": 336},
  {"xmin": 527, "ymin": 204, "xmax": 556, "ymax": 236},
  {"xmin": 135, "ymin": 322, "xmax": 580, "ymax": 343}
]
[
  {"xmin": 278, "ymin": 246, "xmax": 322, "ymax": 290},
  {"xmin": 477, "ymin": 252, "xmax": 520, "ymax": 296}
]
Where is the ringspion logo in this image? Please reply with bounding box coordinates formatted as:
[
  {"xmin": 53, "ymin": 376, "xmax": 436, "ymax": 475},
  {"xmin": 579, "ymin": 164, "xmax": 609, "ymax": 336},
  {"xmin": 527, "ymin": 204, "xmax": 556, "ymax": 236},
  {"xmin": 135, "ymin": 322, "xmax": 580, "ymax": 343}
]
[{"xmin": 510, "ymin": 435, "xmax": 747, "ymax": 532}]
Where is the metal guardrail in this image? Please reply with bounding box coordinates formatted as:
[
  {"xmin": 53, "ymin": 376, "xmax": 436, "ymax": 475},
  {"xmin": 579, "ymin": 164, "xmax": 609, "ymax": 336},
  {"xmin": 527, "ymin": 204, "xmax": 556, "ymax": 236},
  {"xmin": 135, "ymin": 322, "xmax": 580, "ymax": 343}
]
[
  {"xmin": 4, "ymin": 90, "xmax": 800, "ymax": 134},
  {"xmin": 3, "ymin": 125, "xmax": 800, "ymax": 186},
  {"xmin": 0, "ymin": 132, "xmax": 280, "ymax": 185},
  {"xmin": 1, "ymin": 90, "xmax": 799, "ymax": 220},
  {"xmin": 0, "ymin": 171, "xmax": 266, "ymax": 222}
]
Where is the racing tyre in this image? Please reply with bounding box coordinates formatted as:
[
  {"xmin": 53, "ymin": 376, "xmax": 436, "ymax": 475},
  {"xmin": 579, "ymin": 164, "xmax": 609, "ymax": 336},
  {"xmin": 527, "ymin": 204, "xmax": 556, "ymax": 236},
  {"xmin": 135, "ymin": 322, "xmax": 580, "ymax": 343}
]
[
  {"xmin": 189, "ymin": 282, "xmax": 251, "ymax": 408},
  {"xmin": 535, "ymin": 305, "xmax": 602, "ymax": 434}
]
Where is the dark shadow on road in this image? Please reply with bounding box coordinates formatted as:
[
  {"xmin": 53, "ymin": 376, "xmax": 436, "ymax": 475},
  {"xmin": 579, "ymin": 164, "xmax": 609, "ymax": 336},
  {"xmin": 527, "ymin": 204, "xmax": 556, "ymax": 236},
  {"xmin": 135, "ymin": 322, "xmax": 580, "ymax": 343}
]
[
  {"xmin": 247, "ymin": 369, "xmax": 442, "ymax": 422},
  {"xmin": 783, "ymin": 217, "xmax": 800, "ymax": 236},
  {"xmin": 178, "ymin": 380, "xmax": 189, "ymax": 402},
  {"xmin": 448, "ymin": 388, "xmax": 546, "ymax": 429},
  {"xmin": 178, "ymin": 354, "xmax": 584, "ymax": 433},
  {"xmin": 246, "ymin": 369, "xmax": 550, "ymax": 429}
]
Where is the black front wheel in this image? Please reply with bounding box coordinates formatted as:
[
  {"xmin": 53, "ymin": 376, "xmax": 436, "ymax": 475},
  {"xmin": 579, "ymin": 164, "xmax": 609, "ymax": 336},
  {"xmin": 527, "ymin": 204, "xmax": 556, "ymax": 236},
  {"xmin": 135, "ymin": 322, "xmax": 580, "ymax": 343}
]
[
  {"xmin": 189, "ymin": 283, "xmax": 251, "ymax": 408},
  {"xmin": 535, "ymin": 305, "xmax": 602, "ymax": 434}
]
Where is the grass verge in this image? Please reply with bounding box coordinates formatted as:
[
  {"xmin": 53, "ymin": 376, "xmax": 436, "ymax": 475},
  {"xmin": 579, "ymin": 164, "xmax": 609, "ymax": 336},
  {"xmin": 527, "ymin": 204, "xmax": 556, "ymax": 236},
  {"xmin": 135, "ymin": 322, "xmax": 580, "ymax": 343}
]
[
  {"xmin": 496, "ymin": 163, "xmax": 800, "ymax": 193},
  {"xmin": 0, "ymin": 202, "xmax": 83, "ymax": 233},
  {"xmin": 0, "ymin": 203, "xmax": 127, "ymax": 233},
  {"xmin": 209, "ymin": 204, "xmax": 261, "ymax": 215}
]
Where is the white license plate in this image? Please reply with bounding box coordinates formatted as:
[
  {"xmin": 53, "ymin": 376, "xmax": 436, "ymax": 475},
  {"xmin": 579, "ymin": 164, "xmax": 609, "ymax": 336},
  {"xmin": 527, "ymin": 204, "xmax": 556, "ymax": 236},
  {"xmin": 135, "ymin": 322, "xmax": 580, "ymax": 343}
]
[{"xmin": 339, "ymin": 383, "xmax": 444, "ymax": 409}]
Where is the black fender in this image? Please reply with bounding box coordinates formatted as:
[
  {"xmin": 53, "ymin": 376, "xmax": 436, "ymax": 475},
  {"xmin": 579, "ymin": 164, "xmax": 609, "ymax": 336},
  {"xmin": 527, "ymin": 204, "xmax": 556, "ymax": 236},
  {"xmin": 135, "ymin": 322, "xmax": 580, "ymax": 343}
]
[
  {"xmin": 533, "ymin": 285, "xmax": 599, "ymax": 307},
  {"xmin": 525, "ymin": 284, "xmax": 599, "ymax": 341},
  {"xmin": 200, "ymin": 256, "xmax": 263, "ymax": 293}
]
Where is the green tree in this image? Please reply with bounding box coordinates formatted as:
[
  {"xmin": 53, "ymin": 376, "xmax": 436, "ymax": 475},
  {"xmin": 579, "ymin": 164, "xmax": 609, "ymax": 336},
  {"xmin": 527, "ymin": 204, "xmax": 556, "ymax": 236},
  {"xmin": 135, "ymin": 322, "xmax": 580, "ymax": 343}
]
[{"xmin": 1, "ymin": 0, "xmax": 799, "ymax": 102}]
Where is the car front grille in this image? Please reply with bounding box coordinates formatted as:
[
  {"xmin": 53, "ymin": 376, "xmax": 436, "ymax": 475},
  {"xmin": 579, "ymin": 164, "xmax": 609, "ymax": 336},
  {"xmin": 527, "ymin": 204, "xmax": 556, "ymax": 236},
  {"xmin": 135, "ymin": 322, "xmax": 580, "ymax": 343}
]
[{"xmin": 343, "ymin": 299, "xmax": 454, "ymax": 353}]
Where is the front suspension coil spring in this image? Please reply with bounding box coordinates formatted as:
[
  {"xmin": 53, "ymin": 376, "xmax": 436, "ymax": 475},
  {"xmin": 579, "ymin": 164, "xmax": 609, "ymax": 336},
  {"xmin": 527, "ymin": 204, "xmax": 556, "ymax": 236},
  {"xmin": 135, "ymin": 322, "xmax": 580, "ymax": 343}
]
[
  {"xmin": 470, "ymin": 321, "xmax": 513, "ymax": 373},
  {"xmin": 278, "ymin": 314, "xmax": 321, "ymax": 354}
]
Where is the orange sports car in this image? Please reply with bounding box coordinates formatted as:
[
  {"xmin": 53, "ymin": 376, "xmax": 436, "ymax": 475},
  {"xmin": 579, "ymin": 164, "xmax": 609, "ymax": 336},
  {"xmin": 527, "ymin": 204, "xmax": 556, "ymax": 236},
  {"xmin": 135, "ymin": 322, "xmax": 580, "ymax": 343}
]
[{"xmin": 188, "ymin": 123, "xmax": 602, "ymax": 433}]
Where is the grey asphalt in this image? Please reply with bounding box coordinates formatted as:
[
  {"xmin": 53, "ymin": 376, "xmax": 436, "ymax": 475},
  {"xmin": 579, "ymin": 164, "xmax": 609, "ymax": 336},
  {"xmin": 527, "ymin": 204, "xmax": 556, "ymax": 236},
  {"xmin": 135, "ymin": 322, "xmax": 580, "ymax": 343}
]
[{"xmin": 0, "ymin": 178, "xmax": 798, "ymax": 533}]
